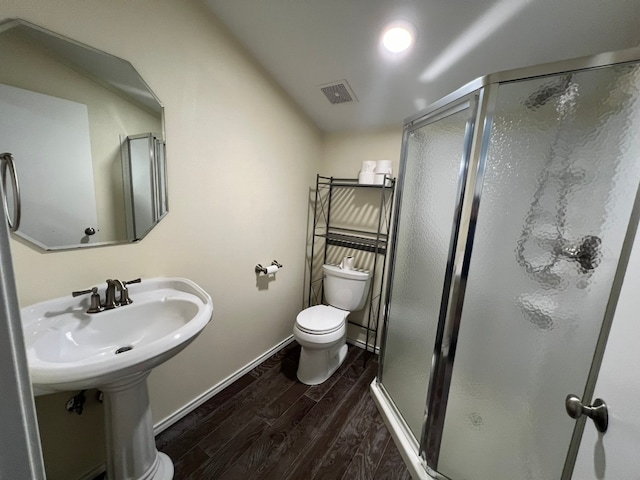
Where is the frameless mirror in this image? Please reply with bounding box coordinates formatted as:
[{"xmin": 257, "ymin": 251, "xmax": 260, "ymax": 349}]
[{"xmin": 0, "ymin": 18, "xmax": 166, "ymax": 251}]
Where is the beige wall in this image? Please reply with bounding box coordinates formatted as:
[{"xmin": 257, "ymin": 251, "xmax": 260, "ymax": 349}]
[
  {"xmin": 321, "ymin": 127, "xmax": 402, "ymax": 178},
  {"xmin": 317, "ymin": 127, "xmax": 403, "ymax": 346},
  {"xmin": 0, "ymin": 0, "xmax": 321, "ymax": 478}
]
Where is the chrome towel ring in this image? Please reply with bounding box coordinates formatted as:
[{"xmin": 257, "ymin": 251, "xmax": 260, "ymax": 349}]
[{"xmin": 1, "ymin": 152, "xmax": 21, "ymax": 232}]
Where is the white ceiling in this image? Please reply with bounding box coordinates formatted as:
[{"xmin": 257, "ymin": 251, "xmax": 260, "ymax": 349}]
[{"xmin": 204, "ymin": 0, "xmax": 640, "ymax": 132}]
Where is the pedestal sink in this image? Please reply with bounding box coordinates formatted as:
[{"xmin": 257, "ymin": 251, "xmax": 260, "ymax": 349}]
[{"xmin": 20, "ymin": 277, "xmax": 214, "ymax": 480}]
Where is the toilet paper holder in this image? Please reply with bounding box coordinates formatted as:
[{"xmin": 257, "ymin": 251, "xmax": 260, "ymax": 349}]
[{"xmin": 255, "ymin": 260, "xmax": 283, "ymax": 275}]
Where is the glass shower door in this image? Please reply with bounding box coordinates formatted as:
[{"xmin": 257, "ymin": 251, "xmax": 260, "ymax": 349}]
[
  {"xmin": 434, "ymin": 64, "xmax": 640, "ymax": 480},
  {"xmin": 380, "ymin": 100, "xmax": 475, "ymax": 439}
]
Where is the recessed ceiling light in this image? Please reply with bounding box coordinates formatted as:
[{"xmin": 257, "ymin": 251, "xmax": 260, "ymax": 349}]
[{"xmin": 381, "ymin": 23, "xmax": 414, "ymax": 53}]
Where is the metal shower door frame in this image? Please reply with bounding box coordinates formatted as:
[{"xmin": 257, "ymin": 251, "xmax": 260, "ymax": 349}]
[
  {"xmin": 376, "ymin": 89, "xmax": 483, "ymax": 479},
  {"xmin": 419, "ymin": 83, "xmax": 497, "ymax": 476},
  {"xmin": 378, "ymin": 44, "xmax": 640, "ymax": 480},
  {"xmin": 377, "ymin": 95, "xmax": 478, "ymax": 381}
]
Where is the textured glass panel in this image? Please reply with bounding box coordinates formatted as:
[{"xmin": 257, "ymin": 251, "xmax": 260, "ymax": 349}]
[
  {"xmin": 438, "ymin": 64, "xmax": 640, "ymax": 480},
  {"xmin": 381, "ymin": 106, "xmax": 471, "ymax": 439}
]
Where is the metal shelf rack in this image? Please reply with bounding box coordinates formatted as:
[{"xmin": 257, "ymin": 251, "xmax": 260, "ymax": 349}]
[{"xmin": 307, "ymin": 174, "xmax": 396, "ymax": 356}]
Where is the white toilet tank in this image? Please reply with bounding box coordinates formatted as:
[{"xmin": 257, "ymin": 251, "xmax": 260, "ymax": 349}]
[{"xmin": 322, "ymin": 264, "xmax": 370, "ymax": 311}]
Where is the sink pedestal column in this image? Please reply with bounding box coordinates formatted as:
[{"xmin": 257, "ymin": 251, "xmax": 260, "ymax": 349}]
[{"xmin": 101, "ymin": 371, "xmax": 173, "ymax": 480}]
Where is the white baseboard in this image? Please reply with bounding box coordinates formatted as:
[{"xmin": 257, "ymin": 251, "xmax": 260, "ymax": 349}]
[
  {"xmin": 347, "ymin": 336, "xmax": 380, "ymax": 354},
  {"xmin": 153, "ymin": 335, "xmax": 295, "ymax": 436}
]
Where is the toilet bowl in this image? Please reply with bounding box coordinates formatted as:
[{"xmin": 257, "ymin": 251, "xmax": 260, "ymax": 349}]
[
  {"xmin": 293, "ymin": 264, "xmax": 370, "ymax": 385},
  {"xmin": 294, "ymin": 305, "xmax": 349, "ymax": 385}
]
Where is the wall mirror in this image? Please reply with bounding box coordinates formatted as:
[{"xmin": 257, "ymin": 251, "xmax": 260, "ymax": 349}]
[{"xmin": 0, "ymin": 18, "xmax": 167, "ymax": 251}]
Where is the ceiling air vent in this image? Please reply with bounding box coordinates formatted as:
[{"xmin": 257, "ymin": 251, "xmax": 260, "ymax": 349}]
[{"xmin": 319, "ymin": 80, "xmax": 358, "ymax": 105}]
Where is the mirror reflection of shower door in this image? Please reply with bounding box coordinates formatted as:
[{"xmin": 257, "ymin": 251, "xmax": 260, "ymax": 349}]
[
  {"xmin": 434, "ymin": 64, "xmax": 640, "ymax": 480},
  {"xmin": 380, "ymin": 100, "xmax": 475, "ymax": 439},
  {"xmin": 122, "ymin": 133, "xmax": 167, "ymax": 241}
]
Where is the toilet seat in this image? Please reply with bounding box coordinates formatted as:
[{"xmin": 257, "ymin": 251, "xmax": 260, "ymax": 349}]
[{"xmin": 296, "ymin": 305, "xmax": 347, "ymax": 335}]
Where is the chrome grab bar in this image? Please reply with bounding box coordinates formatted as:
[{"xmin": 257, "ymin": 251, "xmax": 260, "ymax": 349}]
[{"xmin": 0, "ymin": 152, "xmax": 21, "ymax": 232}]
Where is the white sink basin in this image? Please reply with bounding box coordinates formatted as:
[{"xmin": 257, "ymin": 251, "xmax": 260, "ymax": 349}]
[{"xmin": 21, "ymin": 277, "xmax": 213, "ymax": 395}]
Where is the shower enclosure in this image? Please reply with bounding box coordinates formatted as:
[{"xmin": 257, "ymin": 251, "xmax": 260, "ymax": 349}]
[{"xmin": 373, "ymin": 47, "xmax": 640, "ymax": 480}]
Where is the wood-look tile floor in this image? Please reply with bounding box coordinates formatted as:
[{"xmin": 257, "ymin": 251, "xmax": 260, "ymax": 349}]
[{"xmin": 155, "ymin": 342, "xmax": 412, "ymax": 479}]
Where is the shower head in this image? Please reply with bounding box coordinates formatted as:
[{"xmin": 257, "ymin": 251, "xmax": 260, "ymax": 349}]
[
  {"xmin": 524, "ymin": 75, "xmax": 573, "ymax": 109},
  {"xmin": 561, "ymin": 235, "xmax": 602, "ymax": 272}
]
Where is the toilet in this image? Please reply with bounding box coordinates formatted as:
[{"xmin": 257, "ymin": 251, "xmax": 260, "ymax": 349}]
[{"xmin": 293, "ymin": 264, "xmax": 371, "ymax": 385}]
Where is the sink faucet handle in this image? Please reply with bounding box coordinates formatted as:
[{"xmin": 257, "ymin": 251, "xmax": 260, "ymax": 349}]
[
  {"xmin": 116, "ymin": 278, "xmax": 140, "ymax": 306},
  {"xmin": 71, "ymin": 287, "xmax": 103, "ymax": 314},
  {"xmin": 119, "ymin": 284, "xmax": 133, "ymax": 306},
  {"xmin": 72, "ymin": 287, "xmax": 94, "ymax": 297}
]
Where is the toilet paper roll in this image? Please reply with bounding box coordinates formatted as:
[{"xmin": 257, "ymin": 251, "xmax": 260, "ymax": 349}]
[
  {"xmin": 373, "ymin": 173, "xmax": 385, "ymax": 185},
  {"xmin": 340, "ymin": 256, "xmax": 355, "ymax": 270},
  {"xmin": 265, "ymin": 265, "xmax": 279, "ymax": 274},
  {"xmin": 361, "ymin": 160, "xmax": 377, "ymax": 173},
  {"xmin": 358, "ymin": 172, "xmax": 375, "ymax": 184},
  {"xmin": 375, "ymin": 159, "xmax": 393, "ymax": 175}
]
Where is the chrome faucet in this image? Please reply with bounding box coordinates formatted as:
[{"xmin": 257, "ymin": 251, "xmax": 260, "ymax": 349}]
[
  {"xmin": 72, "ymin": 278, "xmax": 141, "ymax": 313},
  {"xmin": 104, "ymin": 278, "xmax": 136, "ymax": 309}
]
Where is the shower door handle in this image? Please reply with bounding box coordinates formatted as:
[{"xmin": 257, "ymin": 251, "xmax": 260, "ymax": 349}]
[{"xmin": 565, "ymin": 394, "xmax": 608, "ymax": 432}]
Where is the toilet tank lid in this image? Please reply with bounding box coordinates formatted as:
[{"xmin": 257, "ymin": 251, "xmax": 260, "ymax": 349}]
[{"xmin": 322, "ymin": 264, "xmax": 370, "ymax": 280}]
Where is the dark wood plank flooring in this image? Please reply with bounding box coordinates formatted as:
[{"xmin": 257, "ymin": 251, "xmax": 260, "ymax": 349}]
[{"xmin": 155, "ymin": 342, "xmax": 411, "ymax": 480}]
